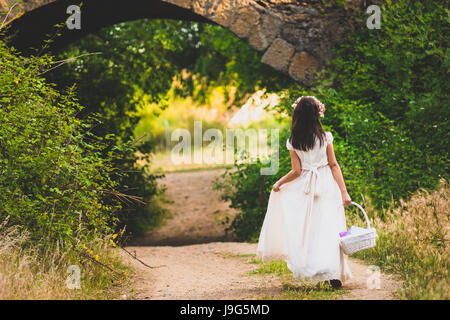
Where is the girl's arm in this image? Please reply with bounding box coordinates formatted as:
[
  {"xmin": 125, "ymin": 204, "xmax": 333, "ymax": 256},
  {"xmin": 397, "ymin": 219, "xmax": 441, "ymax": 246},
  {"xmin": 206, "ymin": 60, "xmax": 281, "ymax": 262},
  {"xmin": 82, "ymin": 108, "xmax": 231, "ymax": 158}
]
[
  {"xmin": 273, "ymin": 150, "xmax": 302, "ymax": 192},
  {"xmin": 326, "ymin": 143, "xmax": 352, "ymax": 206}
]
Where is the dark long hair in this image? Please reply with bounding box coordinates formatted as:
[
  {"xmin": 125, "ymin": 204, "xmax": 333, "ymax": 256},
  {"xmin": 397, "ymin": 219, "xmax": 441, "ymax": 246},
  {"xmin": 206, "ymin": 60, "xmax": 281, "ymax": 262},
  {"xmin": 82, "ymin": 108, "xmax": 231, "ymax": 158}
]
[{"xmin": 289, "ymin": 96, "xmax": 325, "ymax": 151}]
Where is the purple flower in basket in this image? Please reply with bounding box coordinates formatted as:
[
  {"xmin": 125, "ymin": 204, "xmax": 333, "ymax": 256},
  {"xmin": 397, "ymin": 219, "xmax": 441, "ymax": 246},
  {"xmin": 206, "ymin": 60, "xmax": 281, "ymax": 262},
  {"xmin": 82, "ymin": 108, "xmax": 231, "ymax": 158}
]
[{"xmin": 339, "ymin": 231, "xmax": 349, "ymax": 238}]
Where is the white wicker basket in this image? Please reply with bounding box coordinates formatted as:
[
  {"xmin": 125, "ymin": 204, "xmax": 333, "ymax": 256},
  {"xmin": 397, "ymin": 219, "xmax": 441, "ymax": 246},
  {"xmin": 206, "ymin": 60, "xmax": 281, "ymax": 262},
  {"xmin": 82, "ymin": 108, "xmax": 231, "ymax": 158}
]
[{"xmin": 340, "ymin": 202, "xmax": 377, "ymax": 255}]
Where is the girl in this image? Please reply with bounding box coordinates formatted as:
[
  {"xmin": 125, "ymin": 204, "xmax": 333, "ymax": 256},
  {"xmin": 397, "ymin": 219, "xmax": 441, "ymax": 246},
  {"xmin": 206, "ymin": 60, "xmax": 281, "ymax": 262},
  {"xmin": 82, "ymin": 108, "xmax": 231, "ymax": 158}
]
[{"xmin": 256, "ymin": 96, "xmax": 352, "ymax": 289}]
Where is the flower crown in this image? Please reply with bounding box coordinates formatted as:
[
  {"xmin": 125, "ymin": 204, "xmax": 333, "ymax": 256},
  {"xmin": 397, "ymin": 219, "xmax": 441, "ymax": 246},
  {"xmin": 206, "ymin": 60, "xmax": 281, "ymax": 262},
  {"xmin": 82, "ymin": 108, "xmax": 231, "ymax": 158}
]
[{"xmin": 291, "ymin": 96, "xmax": 325, "ymax": 117}]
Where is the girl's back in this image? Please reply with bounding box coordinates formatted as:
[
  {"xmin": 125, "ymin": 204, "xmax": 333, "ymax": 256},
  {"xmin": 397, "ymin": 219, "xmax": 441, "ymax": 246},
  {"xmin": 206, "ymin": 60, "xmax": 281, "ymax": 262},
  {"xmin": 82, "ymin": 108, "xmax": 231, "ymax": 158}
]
[{"xmin": 287, "ymin": 132, "xmax": 333, "ymax": 168}]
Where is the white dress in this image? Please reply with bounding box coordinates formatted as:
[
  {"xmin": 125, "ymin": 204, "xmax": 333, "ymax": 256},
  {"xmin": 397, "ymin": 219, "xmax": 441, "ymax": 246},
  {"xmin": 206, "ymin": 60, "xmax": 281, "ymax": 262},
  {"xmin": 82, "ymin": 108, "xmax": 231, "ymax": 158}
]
[{"xmin": 256, "ymin": 132, "xmax": 352, "ymax": 282}]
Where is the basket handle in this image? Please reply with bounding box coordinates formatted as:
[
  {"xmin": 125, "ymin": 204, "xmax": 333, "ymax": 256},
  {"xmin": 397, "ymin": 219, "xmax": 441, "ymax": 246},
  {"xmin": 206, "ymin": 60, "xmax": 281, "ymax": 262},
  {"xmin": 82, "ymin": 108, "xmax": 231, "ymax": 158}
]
[{"xmin": 350, "ymin": 201, "xmax": 371, "ymax": 229}]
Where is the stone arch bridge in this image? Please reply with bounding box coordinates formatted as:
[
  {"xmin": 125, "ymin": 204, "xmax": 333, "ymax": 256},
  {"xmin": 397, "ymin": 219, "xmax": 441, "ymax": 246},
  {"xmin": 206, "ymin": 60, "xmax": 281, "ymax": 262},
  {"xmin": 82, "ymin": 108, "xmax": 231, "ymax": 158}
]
[{"xmin": 1, "ymin": 0, "xmax": 368, "ymax": 83}]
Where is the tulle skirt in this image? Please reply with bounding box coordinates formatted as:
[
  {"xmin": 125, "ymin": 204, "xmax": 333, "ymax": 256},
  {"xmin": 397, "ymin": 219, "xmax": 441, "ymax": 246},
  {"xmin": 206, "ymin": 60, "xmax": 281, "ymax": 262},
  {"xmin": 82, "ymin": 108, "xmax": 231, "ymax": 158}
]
[{"xmin": 256, "ymin": 165, "xmax": 352, "ymax": 282}]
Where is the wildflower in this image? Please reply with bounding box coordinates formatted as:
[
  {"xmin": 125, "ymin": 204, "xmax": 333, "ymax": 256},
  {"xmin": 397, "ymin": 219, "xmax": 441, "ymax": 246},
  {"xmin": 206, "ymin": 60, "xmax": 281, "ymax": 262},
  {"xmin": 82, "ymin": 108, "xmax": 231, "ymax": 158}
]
[
  {"xmin": 317, "ymin": 101, "xmax": 325, "ymax": 117},
  {"xmin": 312, "ymin": 97, "xmax": 325, "ymax": 117},
  {"xmin": 93, "ymin": 254, "xmax": 99, "ymax": 261},
  {"xmin": 291, "ymin": 96, "xmax": 302, "ymax": 109}
]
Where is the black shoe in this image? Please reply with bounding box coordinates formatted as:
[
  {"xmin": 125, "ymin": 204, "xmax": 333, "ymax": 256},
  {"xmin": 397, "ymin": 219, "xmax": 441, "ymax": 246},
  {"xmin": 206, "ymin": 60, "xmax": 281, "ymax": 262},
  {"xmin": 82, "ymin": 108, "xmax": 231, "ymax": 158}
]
[{"xmin": 329, "ymin": 279, "xmax": 342, "ymax": 289}]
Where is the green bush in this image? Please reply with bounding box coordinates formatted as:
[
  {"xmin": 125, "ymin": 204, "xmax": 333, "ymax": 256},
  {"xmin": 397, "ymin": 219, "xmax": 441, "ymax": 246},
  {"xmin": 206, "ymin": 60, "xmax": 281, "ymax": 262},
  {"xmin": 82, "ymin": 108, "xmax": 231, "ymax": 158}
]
[
  {"xmin": 324, "ymin": 0, "xmax": 449, "ymax": 170},
  {"xmin": 0, "ymin": 41, "xmax": 122, "ymax": 246}
]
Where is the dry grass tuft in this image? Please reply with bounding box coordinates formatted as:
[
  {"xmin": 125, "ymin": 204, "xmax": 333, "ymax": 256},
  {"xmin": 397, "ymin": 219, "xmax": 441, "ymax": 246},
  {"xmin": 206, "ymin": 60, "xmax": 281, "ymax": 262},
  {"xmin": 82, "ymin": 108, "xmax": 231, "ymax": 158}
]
[
  {"xmin": 0, "ymin": 219, "xmax": 134, "ymax": 300},
  {"xmin": 351, "ymin": 180, "xmax": 449, "ymax": 299}
]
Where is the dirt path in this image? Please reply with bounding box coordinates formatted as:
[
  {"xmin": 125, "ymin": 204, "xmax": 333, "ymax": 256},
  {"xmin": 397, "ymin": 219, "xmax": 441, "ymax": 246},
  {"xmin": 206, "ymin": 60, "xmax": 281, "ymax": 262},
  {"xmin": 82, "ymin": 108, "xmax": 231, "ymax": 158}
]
[
  {"xmin": 125, "ymin": 169, "xmax": 401, "ymax": 300},
  {"xmin": 130, "ymin": 169, "xmax": 237, "ymax": 246}
]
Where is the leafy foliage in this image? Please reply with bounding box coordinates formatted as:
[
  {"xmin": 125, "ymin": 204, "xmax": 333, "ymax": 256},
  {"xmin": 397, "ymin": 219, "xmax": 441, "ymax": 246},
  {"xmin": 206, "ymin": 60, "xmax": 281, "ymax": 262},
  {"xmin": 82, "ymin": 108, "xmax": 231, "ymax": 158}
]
[
  {"xmin": 44, "ymin": 20, "xmax": 184, "ymax": 235},
  {"xmin": 0, "ymin": 40, "xmax": 122, "ymax": 245},
  {"xmin": 44, "ymin": 19, "xmax": 290, "ymax": 235},
  {"xmin": 324, "ymin": 0, "xmax": 449, "ymax": 163}
]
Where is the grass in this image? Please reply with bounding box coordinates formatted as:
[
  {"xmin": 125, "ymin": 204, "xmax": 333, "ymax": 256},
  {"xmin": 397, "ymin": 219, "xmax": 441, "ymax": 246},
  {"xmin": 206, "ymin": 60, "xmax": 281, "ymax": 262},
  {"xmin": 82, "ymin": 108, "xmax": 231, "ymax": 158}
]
[
  {"xmin": 0, "ymin": 221, "xmax": 136, "ymax": 300},
  {"xmin": 217, "ymin": 252, "xmax": 347, "ymax": 300},
  {"xmin": 272, "ymin": 282, "xmax": 347, "ymax": 300},
  {"xmin": 347, "ymin": 180, "xmax": 449, "ymax": 300},
  {"xmin": 247, "ymin": 258, "xmax": 348, "ymax": 300}
]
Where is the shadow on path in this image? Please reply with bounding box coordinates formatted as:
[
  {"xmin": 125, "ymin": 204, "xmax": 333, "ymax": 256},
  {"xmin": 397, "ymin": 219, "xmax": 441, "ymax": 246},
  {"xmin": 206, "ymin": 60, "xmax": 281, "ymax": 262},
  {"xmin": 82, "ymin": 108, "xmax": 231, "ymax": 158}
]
[{"xmin": 129, "ymin": 169, "xmax": 238, "ymax": 246}]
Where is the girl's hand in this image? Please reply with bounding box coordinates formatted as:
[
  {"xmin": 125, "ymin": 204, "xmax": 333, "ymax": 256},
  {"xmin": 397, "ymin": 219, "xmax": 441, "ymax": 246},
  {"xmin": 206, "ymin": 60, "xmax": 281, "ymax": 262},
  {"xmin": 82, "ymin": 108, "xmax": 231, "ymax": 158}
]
[
  {"xmin": 341, "ymin": 190, "xmax": 352, "ymax": 206},
  {"xmin": 273, "ymin": 181, "xmax": 281, "ymax": 192}
]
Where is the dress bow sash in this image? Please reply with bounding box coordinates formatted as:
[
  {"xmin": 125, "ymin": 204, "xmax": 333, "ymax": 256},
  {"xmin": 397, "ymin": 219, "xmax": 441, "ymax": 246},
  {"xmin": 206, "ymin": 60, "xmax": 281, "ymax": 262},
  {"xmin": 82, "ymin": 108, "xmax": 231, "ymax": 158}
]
[
  {"xmin": 303, "ymin": 161, "xmax": 329, "ymax": 198},
  {"xmin": 299, "ymin": 161, "xmax": 329, "ymax": 256}
]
